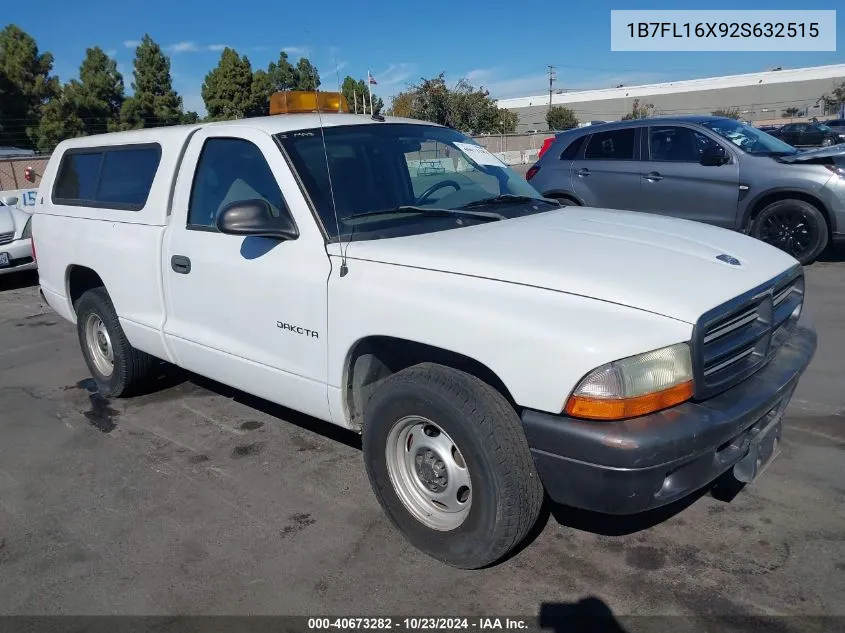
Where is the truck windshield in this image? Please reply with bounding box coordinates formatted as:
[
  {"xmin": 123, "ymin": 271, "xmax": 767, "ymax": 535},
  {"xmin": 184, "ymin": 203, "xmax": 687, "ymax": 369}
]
[
  {"xmin": 276, "ymin": 123, "xmax": 551, "ymax": 241},
  {"xmin": 700, "ymin": 119, "xmax": 797, "ymax": 156}
]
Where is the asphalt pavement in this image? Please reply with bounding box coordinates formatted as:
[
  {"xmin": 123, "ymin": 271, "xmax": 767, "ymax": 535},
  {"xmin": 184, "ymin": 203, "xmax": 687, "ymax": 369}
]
[{"xmin": 0, "ymin": 250, "xmax": 844, "ymax": 624}]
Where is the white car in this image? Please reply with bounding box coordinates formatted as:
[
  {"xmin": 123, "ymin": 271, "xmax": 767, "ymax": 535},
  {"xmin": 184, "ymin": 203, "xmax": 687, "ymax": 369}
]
[
  {"xmin": 31, "ymin": 91, "xmax": 816, "ymax": 569},
  {"xmin": 0, "ymin": 194, "xmax": 36, "ymax": 276}
]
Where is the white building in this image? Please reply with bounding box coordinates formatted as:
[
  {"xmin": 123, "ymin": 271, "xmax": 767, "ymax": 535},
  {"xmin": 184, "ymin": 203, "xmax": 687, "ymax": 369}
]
[{"xmin": 497, "ymin": 64, "xmax": 845, "ymax": 133}]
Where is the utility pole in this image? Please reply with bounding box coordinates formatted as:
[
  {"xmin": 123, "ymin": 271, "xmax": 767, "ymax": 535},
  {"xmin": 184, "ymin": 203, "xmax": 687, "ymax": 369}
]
[{"xmin": 547, "ymin": 65, "xmax": 556, "ymax": 110}]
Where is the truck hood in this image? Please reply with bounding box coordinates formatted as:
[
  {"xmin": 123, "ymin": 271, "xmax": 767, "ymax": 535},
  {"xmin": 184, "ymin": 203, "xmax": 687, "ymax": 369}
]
[{"xmin": 341, "ymin": 207, "xmax": 799, "ymax": 324}]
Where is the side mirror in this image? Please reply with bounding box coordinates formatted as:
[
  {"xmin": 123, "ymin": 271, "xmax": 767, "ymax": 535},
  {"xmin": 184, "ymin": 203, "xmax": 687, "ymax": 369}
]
[
  {"xmin": 700, "ymin": 146, "xmax": 728, "ymax": 167},
  {"xmin": 216, "ymin": 198, "xmax": 299, "ymax": 241},
  {"xmin": 1, "ymin": 196, "xmax": 19, "ymax": 207}
]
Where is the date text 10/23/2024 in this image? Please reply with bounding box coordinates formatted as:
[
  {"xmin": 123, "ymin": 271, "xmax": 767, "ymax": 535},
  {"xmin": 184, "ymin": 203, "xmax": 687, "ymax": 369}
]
[{"xmin": 307, "ymin": 618, "xmax": 531, "ymax": 631}]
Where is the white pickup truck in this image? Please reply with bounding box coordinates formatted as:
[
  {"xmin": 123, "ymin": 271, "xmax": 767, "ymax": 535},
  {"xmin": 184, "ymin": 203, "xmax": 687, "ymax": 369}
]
[{"xmin": 32, "ymin": 92, "xmax": 816, "ymax": 569}]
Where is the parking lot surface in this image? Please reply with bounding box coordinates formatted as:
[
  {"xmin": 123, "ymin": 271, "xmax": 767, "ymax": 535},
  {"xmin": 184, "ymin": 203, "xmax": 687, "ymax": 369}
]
[{"xmin": 0, "ymin": 252, "xmax": 844, "ymax": 622}]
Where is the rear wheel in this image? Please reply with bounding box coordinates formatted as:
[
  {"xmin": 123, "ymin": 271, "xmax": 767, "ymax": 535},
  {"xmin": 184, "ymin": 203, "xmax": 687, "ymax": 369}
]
[
  {"xmin": 75, "ymin": 287, "xmax": 156, "ymax": 397},
  {"xmin": 750, "ymin": 199, "xmax": 828, "ymax": 265},
  {"xmin": 362, "ymin": 363, "xmax": 543, "ymax": 569}
]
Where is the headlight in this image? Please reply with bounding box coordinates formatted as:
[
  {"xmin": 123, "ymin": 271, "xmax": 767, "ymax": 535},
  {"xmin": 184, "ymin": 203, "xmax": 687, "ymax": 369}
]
[{"xmin": 564, "ymin": 342, "xmax": 693, "ymax": 420}]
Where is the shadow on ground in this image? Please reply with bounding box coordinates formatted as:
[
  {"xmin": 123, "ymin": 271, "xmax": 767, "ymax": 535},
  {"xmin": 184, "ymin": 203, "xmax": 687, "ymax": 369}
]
[
  {"xmin": 0, "ymin": 270, "xmax": 38, "ymax": 292},
  {"xmin": 539, "ymin": 597, "xmax": 629, "ymax": 632},
  {"xmin": 816, "ymin": 243, "xmax": 845, "ymax": 264}
]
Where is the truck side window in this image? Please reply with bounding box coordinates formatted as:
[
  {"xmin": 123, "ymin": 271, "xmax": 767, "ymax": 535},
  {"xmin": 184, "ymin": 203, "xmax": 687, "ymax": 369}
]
[
  {"xmin": 188, "ymin": 138, "xmax": 286, "ymax": 230},
  {"xmin": 53, "ymin": 145, "xmax": 161, "ymax": 209}
]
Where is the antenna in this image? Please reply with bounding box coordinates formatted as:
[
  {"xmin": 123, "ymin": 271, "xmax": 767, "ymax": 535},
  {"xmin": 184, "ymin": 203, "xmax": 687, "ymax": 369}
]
[
  {"xmin": 334, "ymin": 54, "xmax": 342, "ymax": 113},
  {"xmin": 304, "ymin": 37, "xmax": 347, "ymax": 276}
]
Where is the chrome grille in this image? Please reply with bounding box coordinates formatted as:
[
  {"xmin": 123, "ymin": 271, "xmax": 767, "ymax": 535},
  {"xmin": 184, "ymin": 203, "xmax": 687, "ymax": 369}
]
[
  {"xmin": 0, "ymin": 231, "xmax": 13, "ymax": 245},
  {"xmin": 692, "ymin": 268, "xmax": 804, "ymax": 400}
]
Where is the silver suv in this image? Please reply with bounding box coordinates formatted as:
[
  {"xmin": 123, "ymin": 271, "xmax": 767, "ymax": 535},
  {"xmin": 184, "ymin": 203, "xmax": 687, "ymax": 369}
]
[{"xmin": 527, "ymin": 116, "xmax": 845, "ymax": 264}]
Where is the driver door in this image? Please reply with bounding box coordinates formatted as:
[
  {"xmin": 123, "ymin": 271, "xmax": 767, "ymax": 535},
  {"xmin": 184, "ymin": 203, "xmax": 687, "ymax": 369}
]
[{"xmin": 162, "ymin": 126, "xmax": 333, "ymax": 422}]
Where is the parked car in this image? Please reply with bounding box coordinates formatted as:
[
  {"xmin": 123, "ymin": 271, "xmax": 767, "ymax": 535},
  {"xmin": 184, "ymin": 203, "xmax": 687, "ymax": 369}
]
[
  {"xmin": 770, "ymin": 122, "xmax": 845, "ymax": 148},
  {"xmin": 0, "ymin": 195, "xmax": 36, "ymax": 277},
  {"xmin": 527, "ymin": 115, "xmax": 845, "ymax": 264},
  {"xmin": 756, "ymin": 124, "xmax": 782, "ymax": 133},
  {"xmin": 32, "ymin": 94, "xmax": 816, "ymax": 569},
  {"xmin": 824, "ymin": 119, "xmax": 845, "ymax": 130}
]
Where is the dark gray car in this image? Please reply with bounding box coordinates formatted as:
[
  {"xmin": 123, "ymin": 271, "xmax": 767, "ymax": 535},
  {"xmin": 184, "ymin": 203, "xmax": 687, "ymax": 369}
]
[{"xmin": 526, "ymin": 116, "xmax": 845, "ymax": 264}]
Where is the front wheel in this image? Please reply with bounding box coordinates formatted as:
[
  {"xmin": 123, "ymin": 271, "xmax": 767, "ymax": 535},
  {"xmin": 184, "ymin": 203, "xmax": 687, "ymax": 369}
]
[
  {"xmin": 750, "ymin": 199, "xmax": 828, "ymax": 265},
  {"xmin": 362, "ymin": 363, "xmax": 543, "ymax": 569}
]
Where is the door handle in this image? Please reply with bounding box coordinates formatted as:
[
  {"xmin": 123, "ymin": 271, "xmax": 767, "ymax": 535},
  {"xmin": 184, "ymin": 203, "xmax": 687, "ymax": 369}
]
[
  {"xmin": 577, "ymin": 168, "xmax": 590, "ymax": 177},
  {"xmin": 644, "ymin": 171, "xmax": 663, "ymax": 182},
  {"xmin": 171, "ymin": 255, "xmax": 191, "ymax": 274}
]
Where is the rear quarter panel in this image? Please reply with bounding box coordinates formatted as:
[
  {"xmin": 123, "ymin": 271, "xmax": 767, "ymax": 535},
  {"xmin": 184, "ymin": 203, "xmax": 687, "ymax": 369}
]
[{"xmin": 32, "ymin": 132, "xmax": 190, "ymax": 361}]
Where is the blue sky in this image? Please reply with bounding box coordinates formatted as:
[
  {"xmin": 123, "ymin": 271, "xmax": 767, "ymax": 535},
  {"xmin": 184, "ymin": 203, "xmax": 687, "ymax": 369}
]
[{"xmin": 6, "ymin": 0, "xmax": 844, "ymax": 115}]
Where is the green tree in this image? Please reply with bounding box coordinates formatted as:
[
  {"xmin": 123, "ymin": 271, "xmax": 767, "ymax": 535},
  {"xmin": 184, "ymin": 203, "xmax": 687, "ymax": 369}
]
[
  {"xmin": 69, "ymin": 46, "xmax": 124, "ymax": 135},
  {"xmin": 546, "ymin": 105, "xmax": 578, "ymax": 130},
  {"xmin": 202, "ymin": 48, "xmax": 256, "ymax": 121},
  {"xmin": 0, "ymin": 24, "xmax": 59, "ymax": 148},
  {"xmin": 33, "ymin": 86, "xmax": 85, "ymax": 153},
  {"xmin": 622, "ymin": 98, "xmax": 655, "ymax": 120},
  {"xmin": 182, "ymin": 111, "xmax": 200, "ymax": 124},
  {"xmin": 118, "ymin": 35, "xmax": 184, "ymax": 129},
  {"xmin": 250, "ymin": 69, "xmax": 273, "ymax": 116},
  {"xmin": 341, "ymin": 75, "xmax": 383, "ymax": 114},
  {"xmin": 711, "ymin": 107, "xmax": 741, "ymax": 120},
  {"xmin": 389, "ymin": 73, "xmax": 514, "ymax": 134},
  {"xmin": 782, "ymin": 107, "xmax": 801, "ymax": 118},
  {"xmin": 293, "ymin": 58, "xmax": 320, "ymax": 91},
  {"xmin": 250, "ymin": 51, "xmax": 320, "ymax": 116},
  {"xmin": 267, "ymin": 51, "xmax": 297, "ymax": 91}
]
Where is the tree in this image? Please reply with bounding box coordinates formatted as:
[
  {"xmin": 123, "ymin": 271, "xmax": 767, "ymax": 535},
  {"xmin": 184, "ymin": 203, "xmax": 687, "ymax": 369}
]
[
  {"xmin": 546, "ymin": 106, "xmax": 578, "ymax": 130},
  {"xmin": 249, "ymin": 51, "xmax": 322, "ymax": 116},
  {"xmin": 387, "ymin": 73, "xmax": 510, "ymax": 134},
  {"xmin": 711, "ymin": 107, "xmax": 741, "ymax": 120},
  {"xmin": 202, "ymin": 48, "xmax": 256, "ymax": 121},
  {"xmin": 781, "ymin": 107, "xmax": 801, "ymax": 118},
  {"xmin": 386, "ymin": 91, "xmax": 413, "ymax": 118},
  {"xmin": 294, "ymin": 58, "xmax": 320, "ymax": 92},
  {"xmin": 118, "ymin": 35, "xmax": 184, "ymax": 129},
  {"xmin": 341, "ymin": 75, "xmax": 383, "ymax": 114},
  {"xmin": 621, "ymin": 98, "xmax": 654, "ymax": 120},
  {"xmin": 33, "ymin": 86, "xmax": 85, "ymax": 153},
  {"xmin": 182, "ymin": 111, "xmax": 200, "ymax": 124},
  {"xmin": 0, "ymin": 24, "xmax": 59, "ymax": 149},
  {"xmin": 267, "ymin": 51, "xmax": 297, "ymax": 91},
  {"xmin": 68, "ymin": 46, "xmax": 124, "ymax": 135}
]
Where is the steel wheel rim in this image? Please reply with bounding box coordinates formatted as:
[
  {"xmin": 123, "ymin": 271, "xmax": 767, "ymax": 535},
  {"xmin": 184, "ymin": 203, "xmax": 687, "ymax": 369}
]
[
  {"xmin": 85, "ymin": 314, "xmax": 114, "ymax": 377},
  {"xmin": 759, "ymin": 209, "xmax": 817, "ymax": 260},
  {"xmin": 385, "ymin": 415, "xmax": 472, "ymax": 531}
]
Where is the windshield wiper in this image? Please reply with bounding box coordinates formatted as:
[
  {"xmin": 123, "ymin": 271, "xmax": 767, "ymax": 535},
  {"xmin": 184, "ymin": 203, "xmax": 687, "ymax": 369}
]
[
  {"xmin": 459, "ymin": 194, "xmax": 559, "ymax": 209},
  {"xmin": 345, "ymin": 206, "xmax": 505, "ymax": 222}
]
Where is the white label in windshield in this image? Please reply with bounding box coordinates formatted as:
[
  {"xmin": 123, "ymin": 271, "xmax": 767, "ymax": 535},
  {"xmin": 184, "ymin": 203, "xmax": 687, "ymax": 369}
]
[{"xmin": 454, "ymin": 142, "xmax": 506, "ymax": 167}]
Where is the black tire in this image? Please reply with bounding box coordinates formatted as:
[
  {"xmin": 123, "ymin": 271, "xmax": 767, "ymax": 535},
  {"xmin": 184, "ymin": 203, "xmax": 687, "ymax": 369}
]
[
  {"xmin": 750, "ymin": 199, "xmax": 828, "ymax": 265},
  {"xmin": 548, "ymin": 194, "xmax": 578, "ymax": 207},
  {"xmin": 74, "ymin": 287, "xmax": 156, "ymax": 397},
  {"xmin": 362, "ymin": 363, "xmax": 543, "ymax": 569}
]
